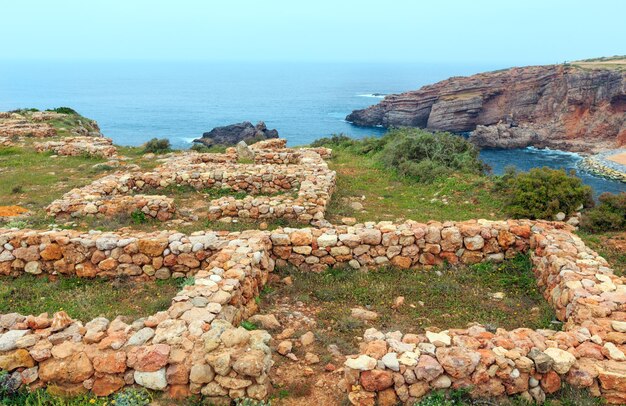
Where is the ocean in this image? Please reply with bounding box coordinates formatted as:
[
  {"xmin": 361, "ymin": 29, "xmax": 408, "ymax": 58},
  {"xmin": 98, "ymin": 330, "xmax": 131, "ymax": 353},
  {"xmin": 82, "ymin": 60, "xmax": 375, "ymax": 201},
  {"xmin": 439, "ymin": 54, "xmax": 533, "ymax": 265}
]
[{"xmin": 0, "ymin": 60, "xmax": 623, "ymax": 195}]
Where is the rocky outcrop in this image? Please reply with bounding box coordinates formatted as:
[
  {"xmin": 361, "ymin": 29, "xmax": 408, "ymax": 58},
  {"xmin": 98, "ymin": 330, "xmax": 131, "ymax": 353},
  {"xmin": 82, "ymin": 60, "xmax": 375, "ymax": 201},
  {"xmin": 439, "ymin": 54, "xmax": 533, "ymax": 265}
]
[
  {"xmin": 193, "ymin": 121, "xmax": 278, "ymax": 147},
  {"xmin": 0, "ymin": 110, "xmax": 103, "ymax": 139},
  {"xmin": 346, "ymin": 64, "xmax": 626, "ymax": 153}
]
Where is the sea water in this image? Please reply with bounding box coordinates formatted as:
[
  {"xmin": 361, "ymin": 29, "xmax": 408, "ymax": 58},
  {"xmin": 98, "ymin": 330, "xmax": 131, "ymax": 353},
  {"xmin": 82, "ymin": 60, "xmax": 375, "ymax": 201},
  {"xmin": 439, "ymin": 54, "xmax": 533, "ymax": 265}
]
[{"xmin": 0, "ymin": 61, "xmax": 623, "ymax": 195}]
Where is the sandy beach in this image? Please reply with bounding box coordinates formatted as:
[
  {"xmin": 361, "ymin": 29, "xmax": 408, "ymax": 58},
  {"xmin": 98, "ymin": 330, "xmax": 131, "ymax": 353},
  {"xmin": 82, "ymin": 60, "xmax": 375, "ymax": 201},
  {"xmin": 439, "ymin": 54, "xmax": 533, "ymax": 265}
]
[{"xmin": 607, "ymin": 151, "xmax": 626, "ymax": 166}]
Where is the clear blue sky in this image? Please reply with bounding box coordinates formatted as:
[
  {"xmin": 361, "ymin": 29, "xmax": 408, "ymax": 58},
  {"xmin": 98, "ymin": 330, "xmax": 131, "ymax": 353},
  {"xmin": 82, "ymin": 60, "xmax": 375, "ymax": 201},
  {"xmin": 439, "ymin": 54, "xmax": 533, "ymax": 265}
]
[{"xmin": 2, "ymin": 0, "xmax": 624, "ymax": 64}]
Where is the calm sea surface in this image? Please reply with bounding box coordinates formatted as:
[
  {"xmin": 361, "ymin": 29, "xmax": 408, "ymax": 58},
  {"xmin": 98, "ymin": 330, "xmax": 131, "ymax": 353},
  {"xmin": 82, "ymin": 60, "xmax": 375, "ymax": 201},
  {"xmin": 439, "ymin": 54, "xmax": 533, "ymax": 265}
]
[{"xmin": 0, "ymin": 61, "xmax": 623, "ymax": 195}]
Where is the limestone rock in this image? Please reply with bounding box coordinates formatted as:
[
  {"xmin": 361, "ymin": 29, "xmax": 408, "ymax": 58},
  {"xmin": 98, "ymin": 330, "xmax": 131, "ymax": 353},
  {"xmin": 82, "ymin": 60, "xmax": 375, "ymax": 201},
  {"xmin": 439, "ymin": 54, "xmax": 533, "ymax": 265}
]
[{"xmin": 134, "ymin": 368, "xmax": 168, "ymax": 391}]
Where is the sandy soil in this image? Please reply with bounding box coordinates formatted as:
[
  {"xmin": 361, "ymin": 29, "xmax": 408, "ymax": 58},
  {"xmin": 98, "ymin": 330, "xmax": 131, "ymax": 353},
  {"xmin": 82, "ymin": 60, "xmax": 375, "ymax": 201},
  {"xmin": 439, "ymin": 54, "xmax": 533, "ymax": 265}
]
[
  {"xmin": 607, "ymin": 152, "xmax": 626, "ymax": 166},
  {"xmin": 0, "ymin": 205, "xmax": 28, "ymax": 217}
]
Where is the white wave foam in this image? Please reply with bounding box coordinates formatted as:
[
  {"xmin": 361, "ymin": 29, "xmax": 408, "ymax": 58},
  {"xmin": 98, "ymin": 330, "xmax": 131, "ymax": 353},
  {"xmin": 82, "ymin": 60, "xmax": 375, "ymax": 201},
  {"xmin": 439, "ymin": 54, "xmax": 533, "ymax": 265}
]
[
  {"xmin": 357, "ymin": 93, "xmax": 386, "ymax": 98},
  {"xmin": 525, "ymin": 146, "xmax": 582, "ymax": 159}
]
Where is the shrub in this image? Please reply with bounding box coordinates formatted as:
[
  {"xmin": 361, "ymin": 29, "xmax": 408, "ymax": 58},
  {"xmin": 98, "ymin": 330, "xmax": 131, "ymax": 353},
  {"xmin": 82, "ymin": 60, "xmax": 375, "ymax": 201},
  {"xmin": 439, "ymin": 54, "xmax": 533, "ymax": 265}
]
[
  {"xmin": 130, "ymin": 209, "xmax": 147, "ymax": 224},
  {"xmin": 9, "ymin": 108, "xmax": 39, "ymax": 114},
  {"xmin": 143, "ymin": 138, "xmax": 172, "ymax": 154},
  {"xmin": 240, "ymin": 320, "xmax": 258, "ymax": 331},
  {"xmin": 190, "ymin": 143, "xmax": 210, "ymax": 152},
  {"xmin": 177, "ymin": 276, "xmax": 195, "ymax": 288},
  {"xmin": 495, "ymin": 167, "xmax": 593, "ymax": 220},
  {"xmin": 112, "ymin": 387, "xmax": 151, "ymax": 406},
  {"xmin": 311, "ymin": 129, "xmax": 487, "ymax": 183},
  {"xmin": 310, "ymin": 133, "xmax": 354, "ymax": 148},
  {"xmin": 46, "ymin": 107, "xmax": 78, "ymax": 115},
  {"xmin": 580, "ymin": 192, "xmax": 626, "ymax": 232},
  {"xmin": 379, "ymin": 128, "xmax": 487, "ymax": 182}
]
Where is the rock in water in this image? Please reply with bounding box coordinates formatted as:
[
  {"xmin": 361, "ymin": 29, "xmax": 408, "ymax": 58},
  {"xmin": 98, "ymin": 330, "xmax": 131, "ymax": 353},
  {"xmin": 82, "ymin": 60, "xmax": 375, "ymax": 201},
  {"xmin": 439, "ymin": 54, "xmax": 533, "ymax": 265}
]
[{"xmin": 193, "ymin": 121, "xmax": 278, "ymax": 147}]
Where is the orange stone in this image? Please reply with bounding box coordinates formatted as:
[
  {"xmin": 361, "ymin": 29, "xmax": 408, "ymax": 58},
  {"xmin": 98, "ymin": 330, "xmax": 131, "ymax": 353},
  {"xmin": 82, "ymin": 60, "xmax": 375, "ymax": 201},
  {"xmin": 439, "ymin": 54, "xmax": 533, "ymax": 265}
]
[
  {"xmin": 92, "ymin": 374, "xmax": 125, "ymax": 397},
  {"xmin": 360, "ymin": 370, "xmax": 394, "ymax": 391},
  {"xmin": 92, "ymin": 351, "xmax": 127, "ymax": 374},
  {"xmin": 41, "ymin": 244, "xmax": 62, "ymax": 260},
  {"xmin": 541, "ymin": 370, "xmax": 562, "ymax": 394}
]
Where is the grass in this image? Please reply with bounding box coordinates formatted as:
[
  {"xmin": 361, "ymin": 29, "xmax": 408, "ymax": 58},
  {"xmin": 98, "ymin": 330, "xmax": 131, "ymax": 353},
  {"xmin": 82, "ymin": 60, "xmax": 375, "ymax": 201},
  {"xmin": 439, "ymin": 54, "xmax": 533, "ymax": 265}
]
[
  {"xmin": 415, "ymin": 385, "xmax": 604, "ymax": 405},
  {"xmin": 572, "ymin": 55, "xmax": 626, "ymax": 72},
  {"xmin": 0, "ymin": 146, "xmax": 107, "ymax": 211},
  {"xmin": 577, "ymin": 231, "xmax": 626, "ymax": 276},
  {"xmin": 2, "ymin": 135, "xmax": 504, "ymax": 233},
  {"xmin": 138, "ymin": 183, "xmax": 249, "ymax": 200},
  {"xmin": 262, "ymin": 254, "xmax": 556, "ymax": 353},
  {"xmin": 0, "ymin": 274, "xmax": 179, "ymax": 321},
  {"xmin": 325, "ymin": 147, "xmax": 505, "ymax": 223},
  {"xmin": 0, "ymin": 144, "xmax": 167, "ymax": 230},
  {"xmin": 0, "ymin": 382, "xmax": 153, "ymax": 406}
]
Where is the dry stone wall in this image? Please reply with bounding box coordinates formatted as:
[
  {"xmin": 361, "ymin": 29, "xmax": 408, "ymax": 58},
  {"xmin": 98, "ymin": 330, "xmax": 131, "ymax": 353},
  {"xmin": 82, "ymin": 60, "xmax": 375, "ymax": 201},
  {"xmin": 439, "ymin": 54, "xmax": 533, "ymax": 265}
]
[
  {"xmin": 34, "ymin": 136, "xmax": 118, "ymax": 158},
  {"xmin": 46, "ymin": 140, "xmax": 336, "ymax": 224},
  {"xmin": 0, "ymin": 228, "xmax": 275, "ymax": 401},
  {"xmin": 269, "ymin": 219, "xmax": 532, "ymax": 273},
  {"xmin": 4, "ymin": 210, "xmax": 626, "ymax": 401},
  {"xmin": 342, "ymin": 222, "xmax": 626, "ymax": 405}
]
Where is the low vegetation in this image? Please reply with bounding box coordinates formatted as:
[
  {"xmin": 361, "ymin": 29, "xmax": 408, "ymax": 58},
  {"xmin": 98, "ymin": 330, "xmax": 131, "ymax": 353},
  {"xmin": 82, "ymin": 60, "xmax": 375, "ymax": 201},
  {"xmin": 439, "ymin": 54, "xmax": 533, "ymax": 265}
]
[
  {"xmin": 0, "ymin": 379, "xmax": 153, "ymax": 406},
  {"xmin": 262, "ymin": 254, "xmax": 556, "ymax": 353},
  {"xmin": 416, "ymin": 385, "xmax": 604, "ymax": 406},
  {"xmin": 578, "ymin": 231, "xmax": 626, "ymax": 276},
  {"xmin": 319, "ymin": 134, "xmax": 504, "ymax": 224},
  {"xmin": 494, "ymin": 166, "xmax": 593, "ymax": 220},
  {"xmin": 581, "ymin": 192, "xmax": 626, "ymax": 232},
  {"xmin": 142, "ymin": 137, "xmax": 172, "ymax": 154},
  {"xmin": 0, "ymin": 274, "xmax": 179, "ymax": 320},
  {"xmin": 313, "ymin": 129, "xmax": 486, "ymax": 183}
]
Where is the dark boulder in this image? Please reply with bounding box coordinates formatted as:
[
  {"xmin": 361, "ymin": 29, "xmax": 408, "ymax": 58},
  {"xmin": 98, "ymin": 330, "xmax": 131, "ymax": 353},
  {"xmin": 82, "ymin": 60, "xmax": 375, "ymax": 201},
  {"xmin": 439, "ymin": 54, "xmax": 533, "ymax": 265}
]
[{"xmin": 193, "ymin": 121, "xmax": 279, "ymax": 147}]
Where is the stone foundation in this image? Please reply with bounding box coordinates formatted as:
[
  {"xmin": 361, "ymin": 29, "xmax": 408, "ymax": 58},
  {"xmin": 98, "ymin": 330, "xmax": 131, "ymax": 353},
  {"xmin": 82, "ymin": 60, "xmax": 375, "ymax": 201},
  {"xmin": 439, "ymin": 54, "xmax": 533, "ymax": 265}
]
[
  {"xmin": 2, "ymin": 224, "xmax": 626, "ymax": 402},
  {"xmin": 342, "ymin": 222, "xmax": 626, "ymax": 405},
  {"xmin": 46, "ymin": 139, "xmax": 336, "ymax": 224},
  {"xmin": 0, "ymin": 228, "xmax": 275, "ymax": 400},
  {"xmin": 34, "ymin": 137, "xmax": 118, "ymax": 158}
]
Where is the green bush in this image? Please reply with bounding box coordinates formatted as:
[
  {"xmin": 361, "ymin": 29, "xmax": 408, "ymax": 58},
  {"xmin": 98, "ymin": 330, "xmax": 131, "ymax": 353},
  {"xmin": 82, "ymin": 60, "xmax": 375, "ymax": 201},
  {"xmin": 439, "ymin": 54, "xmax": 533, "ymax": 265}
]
[
  {"xmin": 240, "ymin": 320, "xmax": 258, "ymax": 331},
  {"xmin": 190, "ymin": 143, "xmax": 210, "ymax": 152},
  {"xmin": 46, "ymin": 107, "xmax": 78, "ymax": 115},
  {"xmin": 310, "ymin": 133, "xmax": 354, "ymax": 148},
  {"xmin": 310, "ymin": 133, "xmax": 387, "ymax": 155},
  {"xmin": 311, "ymin": 129, "xmax": 486, "ymax": 183},
  {"xmin": 131, "ymin": 209, "xmax": 147, "ymax": 224},
  {"xmin": 378, "ymin": 128, "xmax": 487, "ymax": 183},
  {"xmin": 580, "ymin": 192, "xmax": 626, "ymax": 232},
  {"xmin": 112, "ymin": 387, "xmax": 152, "ymax": 406},
  {"xmin": 9, "ymin": 108, "xmax": 39, "ymax": 114},
  {"xmin": 143, "ymin": 137, "xmax": 172, "ymax": 154},
  {"xmin": 495, "ymin": 166, "xmax": 593, "ymax": 220}
]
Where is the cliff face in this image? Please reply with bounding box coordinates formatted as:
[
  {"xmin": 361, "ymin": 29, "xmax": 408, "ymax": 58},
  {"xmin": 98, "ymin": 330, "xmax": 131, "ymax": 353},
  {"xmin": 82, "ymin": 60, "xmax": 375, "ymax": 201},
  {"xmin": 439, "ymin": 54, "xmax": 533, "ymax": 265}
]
[{"xmin": 346, "ymin": 65, "xmax": 626, "ymax": 153}]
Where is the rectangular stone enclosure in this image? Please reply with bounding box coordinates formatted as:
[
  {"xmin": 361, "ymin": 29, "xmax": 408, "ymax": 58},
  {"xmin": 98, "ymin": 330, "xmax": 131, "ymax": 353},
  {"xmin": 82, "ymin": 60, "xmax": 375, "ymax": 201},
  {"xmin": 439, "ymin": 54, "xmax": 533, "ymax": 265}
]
[
  {"xmin": 46, "ymin": 139, "xmax": 336, "ymax": 224},
  {"xmin": 1, "ymin": 219, "xmax": 626, "ymax": 404}
]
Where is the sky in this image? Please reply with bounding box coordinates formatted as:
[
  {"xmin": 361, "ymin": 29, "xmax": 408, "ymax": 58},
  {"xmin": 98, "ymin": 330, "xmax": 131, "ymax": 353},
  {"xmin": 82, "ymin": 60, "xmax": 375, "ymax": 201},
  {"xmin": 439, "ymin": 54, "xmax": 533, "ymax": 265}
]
[{"xmin": 1, "ymin": 0, "xmax": 624, "ymax": 64}]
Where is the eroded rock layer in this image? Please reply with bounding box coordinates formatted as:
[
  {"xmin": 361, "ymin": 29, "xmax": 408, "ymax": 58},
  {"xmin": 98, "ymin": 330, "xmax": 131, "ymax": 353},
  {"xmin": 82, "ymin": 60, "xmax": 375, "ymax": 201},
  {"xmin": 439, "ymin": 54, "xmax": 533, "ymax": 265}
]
[{"xmin": 347, "ymin": 65, "xmax": 626, "ymax": 153}]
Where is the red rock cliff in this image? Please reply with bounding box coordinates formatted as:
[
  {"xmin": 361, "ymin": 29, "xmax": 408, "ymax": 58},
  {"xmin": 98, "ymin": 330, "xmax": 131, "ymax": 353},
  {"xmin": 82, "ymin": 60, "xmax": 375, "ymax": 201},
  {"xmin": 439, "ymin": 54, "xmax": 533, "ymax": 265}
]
[{"xmin": 346, "ymin": 64, "xmax": 626, "ymax": 153}]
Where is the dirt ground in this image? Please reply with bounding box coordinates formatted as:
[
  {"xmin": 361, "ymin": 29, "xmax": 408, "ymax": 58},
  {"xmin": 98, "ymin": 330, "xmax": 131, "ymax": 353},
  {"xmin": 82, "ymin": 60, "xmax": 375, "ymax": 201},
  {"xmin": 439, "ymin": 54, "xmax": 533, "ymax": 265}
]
[{"xmin": 265, "ymin": 293, "xmax": 348, "ymax": 405}]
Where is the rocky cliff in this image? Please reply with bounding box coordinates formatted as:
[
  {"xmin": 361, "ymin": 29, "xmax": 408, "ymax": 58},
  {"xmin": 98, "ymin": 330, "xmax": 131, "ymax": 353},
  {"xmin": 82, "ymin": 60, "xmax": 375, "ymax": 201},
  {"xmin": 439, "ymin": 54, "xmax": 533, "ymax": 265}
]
[{"xmin": 346, "ymin": 64, "xmax": 626, "ymax": 153}]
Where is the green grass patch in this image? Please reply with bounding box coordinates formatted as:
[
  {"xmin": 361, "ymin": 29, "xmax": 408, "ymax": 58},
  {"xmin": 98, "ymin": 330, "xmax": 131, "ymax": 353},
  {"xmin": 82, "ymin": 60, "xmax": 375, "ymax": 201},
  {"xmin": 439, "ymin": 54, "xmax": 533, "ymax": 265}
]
[
  {"xmin": 0, "ymin": 274, "xmax": 179, "ymax": 321},
  {"xmin": 0, "ymin": 146, "xmax": 106, "ymax": 212},
  {"xmin": 263, "ymin": 254, "xmax": 556, "ymax": 353},
  {"xmin": 325, "ymin": 146, "xmax": 504, "ymax": 223},
  {"xmin": 0, "ymin": 382, "xmax": 152, "ymax": 406},
  {"xmin": 416, "ymin": 384, "xmax": 604, "ymax": 405}
]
